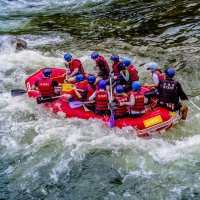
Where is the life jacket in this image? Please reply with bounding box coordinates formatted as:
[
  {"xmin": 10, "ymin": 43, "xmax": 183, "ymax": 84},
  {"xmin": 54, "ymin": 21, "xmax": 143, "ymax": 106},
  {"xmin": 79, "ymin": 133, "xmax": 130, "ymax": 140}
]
[
  {"xmin": 96, "ymin": 90, "xmax": 109, "ymax": 111},
  {"xmin": 112, "ymin": 61, "xmax": 123, "ymax": 76},
  {"xmin": 127, "ymin": 64, "xmax": 139, "ymax": 83},
  {"xmin": 85, "ymin": 85, "xmax": 96, "ymax": 107},
  {"xmin": 73, "ymin": 80, "xmax": 88, "ymax": 101},
  {"xmin": 37, "ymin": 78, "xmax": 54, "ymax": 97},
  {"xmin": 114, "ymin": 94, "xmax": 128, "ymax": 116},
  {"xmin": 130, "ymin": 91, "xmax": 145, "ymax": 111},
  {"xmin": 159, "ymin": 79, "xmax": 179, "ymax": 106},
  {"xmin": 69, "ymin": 59, "xmax": 85, "ymax": 75},
  {"xmin": 152, "ymin": 70, "xmax": 164, "ymax": 82},
  {"xmin": 96, "ymin": 56, "xmax": 110, "ymax": 75}
]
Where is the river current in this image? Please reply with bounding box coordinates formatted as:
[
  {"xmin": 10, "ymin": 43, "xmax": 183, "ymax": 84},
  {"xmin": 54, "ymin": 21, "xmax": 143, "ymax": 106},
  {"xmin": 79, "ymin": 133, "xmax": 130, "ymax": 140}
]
[{"xmin": 0, "ymin": 0, "xmax": 200, "ymax": 199}]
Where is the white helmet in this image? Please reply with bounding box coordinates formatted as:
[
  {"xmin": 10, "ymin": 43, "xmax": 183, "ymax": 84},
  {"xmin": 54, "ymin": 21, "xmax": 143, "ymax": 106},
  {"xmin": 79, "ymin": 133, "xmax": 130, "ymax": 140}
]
[{"xmin": 146, "ymin": 62, "xmax": 159, "ymax": 72}]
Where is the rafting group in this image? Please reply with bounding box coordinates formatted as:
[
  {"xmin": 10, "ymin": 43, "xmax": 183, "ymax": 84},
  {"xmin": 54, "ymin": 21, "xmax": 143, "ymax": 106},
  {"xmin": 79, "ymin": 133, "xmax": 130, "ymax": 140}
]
[{"xmin": 31, "ymin": 52, "xmax": 189, "ymax": 120}]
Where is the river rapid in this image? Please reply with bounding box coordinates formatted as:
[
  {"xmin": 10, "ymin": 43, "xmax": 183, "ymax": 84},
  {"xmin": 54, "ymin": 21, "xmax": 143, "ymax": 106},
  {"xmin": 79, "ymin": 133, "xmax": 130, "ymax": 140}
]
[{"xmin": 0, "ymin": 0, "xmax": 200, "ymax": 199}]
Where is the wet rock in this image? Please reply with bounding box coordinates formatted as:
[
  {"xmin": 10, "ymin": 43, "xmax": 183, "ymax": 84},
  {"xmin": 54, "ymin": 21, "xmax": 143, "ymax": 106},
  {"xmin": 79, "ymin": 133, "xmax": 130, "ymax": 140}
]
[
  {"xmin": 15, "ymin": 39, "xmax": 27, "ymax": 50},
  {"xmin": 62, "ymin": 150, "xmax": 123, "ymax": 199}
]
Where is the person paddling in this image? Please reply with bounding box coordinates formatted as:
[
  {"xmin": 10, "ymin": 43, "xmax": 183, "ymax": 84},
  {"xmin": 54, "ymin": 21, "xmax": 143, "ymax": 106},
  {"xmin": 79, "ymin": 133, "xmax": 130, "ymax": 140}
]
[
  {"xmin": 112, "ymin": 85, "xmax": 128, "ymax": 119},
  {"xmin": 121, "ymin": 81, "xmax": 148, "ymax": 118},
  {"xmin": 32, "ymin": 68, "xmax": 60, "ymax": 102},
  {"xmin": 157, "ymin": 68, "xmax": 188, "ymax": 120},
  {"xmin": 65, "ymin": 74, "xmax": 88, "ymax": 102},
  {"xmin": 105, "ymin": 54, "xmax": 125, "ymax": 90},
  {"xmin": 91, "ymin": 52, "xmax": 110, "ymax": 84},
  {"xmin": 144, "ymin": 62, "xmax": 164, "ymax": 88},
  {"xmin": 121, "ymin": 57, "xmax": 139, "ymax": 92},
  {"xmin": 81, "ymin": 75, "xmax": 96, "ymax": 111},
  {"xmin": 62, "ymin": 53, "xmax": 85, "ymax": 83},
  {"xmin": 89, "ymin": 80, "xmax": 110, "ymax": 116}
]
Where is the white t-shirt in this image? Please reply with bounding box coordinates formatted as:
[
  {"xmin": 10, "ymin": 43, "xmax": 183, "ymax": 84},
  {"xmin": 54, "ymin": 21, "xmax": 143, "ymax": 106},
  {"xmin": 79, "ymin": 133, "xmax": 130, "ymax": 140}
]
[{"xmin": 152, "ymin": 73, "xmax": 159, "ymax": 85}]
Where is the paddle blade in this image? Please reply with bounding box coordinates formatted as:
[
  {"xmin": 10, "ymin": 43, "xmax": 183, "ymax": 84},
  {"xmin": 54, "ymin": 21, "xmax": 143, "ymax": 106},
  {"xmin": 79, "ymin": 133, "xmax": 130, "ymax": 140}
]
[
  {"xmin": 11, "ymin": 89, "xmax": 27, "ymax": 96},
  {"xmin": 110, "ymin": 113, "xmax": 115, "ymax": 128},
  {"xmin": 69, "ymin": 101, "xmax": 84, "ymax": 108},
  {"xmin": 62, "ymin": 83, "xmax": 73, "ymax": 92}
]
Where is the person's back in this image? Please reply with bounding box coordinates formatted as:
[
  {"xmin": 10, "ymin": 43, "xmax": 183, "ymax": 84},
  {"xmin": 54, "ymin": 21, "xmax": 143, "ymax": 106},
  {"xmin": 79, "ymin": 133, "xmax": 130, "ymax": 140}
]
[
  {"xmin": 158, "ymin": 68, "xmax": 188, "ymax": 120},
  {"xmin": 32, "ymin": 68, "xmax": 59, "ymax": 99},
  {"xmin": 89, "ymin": 80, "xmax": 110, "ymax": 115},
  {"xmin": 112, "ymin": 85, "xmax": 128, "ymax": 119}
]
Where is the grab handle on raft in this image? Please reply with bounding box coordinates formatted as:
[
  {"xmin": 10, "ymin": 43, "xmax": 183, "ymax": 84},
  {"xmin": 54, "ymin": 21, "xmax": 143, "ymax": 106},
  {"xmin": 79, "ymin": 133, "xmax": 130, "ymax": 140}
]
[{"xmin": 189, "ymin": 100, "xmax": 200, "ymax": 111}]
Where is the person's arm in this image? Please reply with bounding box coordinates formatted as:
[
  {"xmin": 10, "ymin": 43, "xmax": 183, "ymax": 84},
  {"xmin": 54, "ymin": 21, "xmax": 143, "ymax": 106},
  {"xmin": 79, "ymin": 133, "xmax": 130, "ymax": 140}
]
[
  {"xmin": 120, "ymin": 68, "xmax": 129, "ymax": 81},
  {"xmin": 89, "ymin": 91, "xmax": 96, "ymax": 101},
  {"xmin": 31, "ymin": 80, "xmax": 38, "ymax": 90},
  {"xmin": 68, "ymin": 68, "xmax": 79, "ymax": 77},
  {"xmin": 145, "ymin": 73, "xmax": 159, "ymax": 88},
  {"xmin": 144, "ymin": 97, "xmax": 148, "ymax": 104},
  {"xmin": 74, "ymin": 87, "xmax": 82, "ymax": 99},
  {"xmin": 52, "ymin": 80, "xmax": 61, "ymax": 87},
  {"xmin": 123, "ymin": 94, "xmax": 135, "ymax": 106},
  {"xmin": 117, "ymin": 63, "xmax": 125, "ymax": 71},
  {"xmin": 177, "ymin": 82, "xmax": 188, "ymax": 100},
  {"xmin": 81, "ymin": 89, "xmax": 88, "ymax": 99},
  {"xmin": 99, "ymin": 61, "xmax": 109, "ymax": 75}
]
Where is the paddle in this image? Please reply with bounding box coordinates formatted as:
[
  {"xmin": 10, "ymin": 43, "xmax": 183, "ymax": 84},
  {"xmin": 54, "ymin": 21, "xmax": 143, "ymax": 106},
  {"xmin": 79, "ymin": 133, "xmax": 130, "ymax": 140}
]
[
  {"xmin": 11, "ymin": 89, "xmax": 37, "ymax": 96},
  {"xmin": 189, "ymin": 100, "xmax": 200, "ymax": 111},
  {"xmin": 37, "ymin": 95, "xmax": 65, "ymax": 104},
  {"xmin": 69, "ymin": 101, "xmax": 94, "ymax": 108},
  {"xmin": 109, "ymin": 76, "xmax": 115, "ymax": 128}
]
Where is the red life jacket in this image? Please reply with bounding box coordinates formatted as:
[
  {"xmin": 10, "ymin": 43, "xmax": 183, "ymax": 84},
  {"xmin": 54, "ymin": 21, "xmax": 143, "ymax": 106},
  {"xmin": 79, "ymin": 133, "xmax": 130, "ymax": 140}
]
[
  {"xmin": 96, "ymin": 90, "xmax": 109, "ymax": 111},
  {"xmin": 96, "ymin": 56, "xmax": 110, "ymax": 74},
  {"xmin": 112, "ymin": 61, "xmax": 122, "ymax": 76},
  {"xmin": 69, "ymin": 59, "xmax": 85, "ymax": 75},
  {"xmin": 85, "ymin": 85, "xmax": 96, "ymax": 107},
  {"xmin": 127, "ymin": 64, "xmax": 139, "ymax": 83},
  {"xmin": 73, "ymin": 80, "xmax": 88, "ymax": 101},
  {"xmin": 37, "ymin": 78, "xmax": 54, "ymax": 97},
  {"xmin": 130, "ymin": 91, "xmax": 145, "ymax": 111},
  {"xmin": 114, "ymin": 94, "xmax": 128, "ymax": 116},
  {"xmin": 152, "ymin": 70, "xmax": 164, "ymax": 82}
]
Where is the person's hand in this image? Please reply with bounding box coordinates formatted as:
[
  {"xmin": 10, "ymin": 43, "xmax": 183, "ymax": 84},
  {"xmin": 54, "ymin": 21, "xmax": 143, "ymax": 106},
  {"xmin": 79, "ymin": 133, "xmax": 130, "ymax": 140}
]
[
  {"xmin": 73, "ymin": 85, "xmax": 76, "ymax": 90},
  {"xmin": 120, "ymin": 102, "xmax": 124, "ymax": 106}
]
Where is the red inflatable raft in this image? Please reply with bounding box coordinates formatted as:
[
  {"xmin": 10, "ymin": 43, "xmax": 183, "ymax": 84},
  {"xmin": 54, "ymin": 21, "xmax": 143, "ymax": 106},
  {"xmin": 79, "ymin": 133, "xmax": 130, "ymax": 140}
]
[{"xmin": 25, "ymin": 68, "xmax": 180, "ymax": 137}]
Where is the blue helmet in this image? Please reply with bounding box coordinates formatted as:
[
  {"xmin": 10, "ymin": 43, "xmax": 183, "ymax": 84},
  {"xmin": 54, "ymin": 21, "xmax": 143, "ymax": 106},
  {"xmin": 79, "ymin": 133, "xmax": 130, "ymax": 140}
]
[
  {"xmin": 91, "ymin": 52, "xmax": 99, "ymax": 59},
  {"xmin": 88, "ymin": 75, "xmax": 96, "ymax": 83},
  {"xmin": 116, "ymin": 85, "xmax": 124, "ymax": 94},
  {"xmin": 122, "ymin": 57, "xmax": 131, "ymax": 67},
  {"xmin": 146, "ymin": 62, "xmax": 159, "ymax": 71},
  {"xmin": 110, "ymin": 55, "xmax": 119, "ymax": 62},
  {"xmin": 43, "ymin": 68, "xmax": 52, "ymax": 77},
  {"xmin": 98, "ymin": 80, "xmax": 106, "ymax": 89},
  {"xmin": 132, "ymin": 81, "xmax": 141, "ymax": 91},
  {"xmin": 76, "ymin": 74, "xmax": 84, "ymax": 82},
  {"xmin": 64, "ymin": 53, "xmax": 72, "ymax": 61},
  {"xmin": 165, "ymin": 68, "xmax": 175, "ymax": 78}
]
